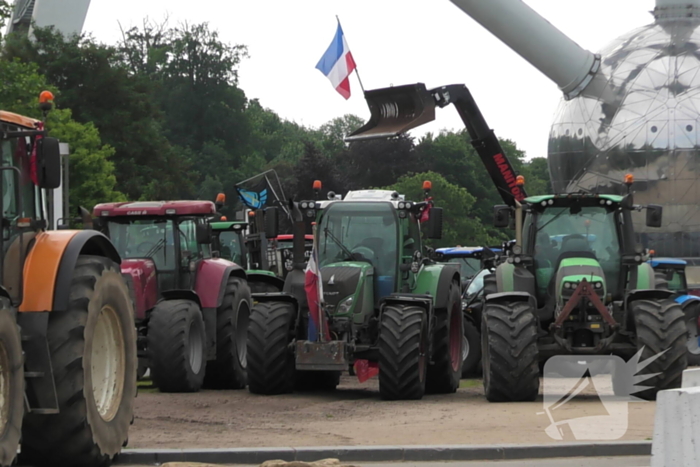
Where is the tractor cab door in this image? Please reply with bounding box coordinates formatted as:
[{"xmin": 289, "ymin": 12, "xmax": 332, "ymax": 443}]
[{"xmin": 175, "ymin": 217, "xmax": 211, "ymax": 291}]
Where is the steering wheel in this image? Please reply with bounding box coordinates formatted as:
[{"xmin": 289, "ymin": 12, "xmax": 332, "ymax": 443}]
[
  {"xmin": 349, "ymin": 246, "xmax": 375, "ymax": 264},
  {"xmin": 136, "ymin": 241, "xmax": 156, "ymax": 255}
]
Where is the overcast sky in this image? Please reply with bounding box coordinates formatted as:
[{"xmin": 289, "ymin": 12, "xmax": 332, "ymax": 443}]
[{"xmin": 82, "ymin": 0, "xmax": 656, "ymax": 160}]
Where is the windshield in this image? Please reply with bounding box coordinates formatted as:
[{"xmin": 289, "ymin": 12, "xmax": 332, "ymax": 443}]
[
  {"xmin": 219, "ymin": 231, "xmax": 243, "ymax": 263},
  {"xmin": 318, "ymin": 202, "xmax": 399, "ymax": 280},
  {"xmin": 656, "ymin": 266, "xmax": 687, "ymax": 292},
  {"xmin": 107, "ymin": 219, "xmax": 176, "ymax": 270},
  {"xmin": 448, "ymin": 257, "xmax": 481, "ymax": 279},
  {"xmin": 527, "ymin": 206, "xmax": 621, "ymax": 298},
  {"xmin": 466, "ymin": 269, "xmax": 491, "ymax": 297}
]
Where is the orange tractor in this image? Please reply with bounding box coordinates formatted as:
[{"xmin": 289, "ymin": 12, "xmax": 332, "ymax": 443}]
[{"xmin": 0, "ymin": 94, "xmax": 136, "ymax": 466}]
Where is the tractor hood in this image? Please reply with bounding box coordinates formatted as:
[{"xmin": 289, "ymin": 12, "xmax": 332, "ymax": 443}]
[
  {"xmin": 320, "ymin": 262, "xmax": 375, "ymax": 316},
  {"xmin": 555, "ymin": 257, "xmax": 606, "ymax": 304},
  {"xmin": 120, "ymin": 258, "xmax": 158, "ymax": 320}
]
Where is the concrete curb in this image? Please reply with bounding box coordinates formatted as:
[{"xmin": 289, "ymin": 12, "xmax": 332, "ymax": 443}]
[{"xmin": 115, "ymin": 441, "xmax": 652, "ymax": 464}]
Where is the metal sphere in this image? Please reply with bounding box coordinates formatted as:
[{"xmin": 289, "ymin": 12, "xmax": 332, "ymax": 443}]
[{"xmin": 549, "ymin": 18, "xmax": 700, "ymax": 258}]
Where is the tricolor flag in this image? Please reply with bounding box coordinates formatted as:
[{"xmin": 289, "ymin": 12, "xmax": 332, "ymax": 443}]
[
  {"xmin": 316, "ymin": 22, "xmax": 357, "ymax": 100},
  {"xmin": 304, "ymin": 237, "xmax": 330, "ymax": 341}
]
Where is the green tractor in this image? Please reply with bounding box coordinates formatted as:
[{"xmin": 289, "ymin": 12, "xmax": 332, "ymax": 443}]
[
  {"xmin": 342, "ymin": 80, "xmax": 688, "ymax": 403},
  {"xmin": 246, "ymin": 184, "xmax": 464, "ymax": 400},
  {"xmin": 482, "ymin": 188, "xmax": 687, "ymax": 401}
]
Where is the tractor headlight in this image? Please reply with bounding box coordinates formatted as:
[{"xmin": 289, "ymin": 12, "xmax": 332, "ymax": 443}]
[
  {"xmin": 514, "ymin": 256, "xmax": 522, "ymax": 264},
  {"xmin": 336, "ymin": 296, "xmax": 354, "ymax": 314},
  {"xmin": 301, "ymin": 202, "xmax": 309, "ymax": 209},
  {"xmin": 564, "ymin": 282, "xmax": 573, "ymax": 289},
  {"xmin": 398, "ymin": 202, "xmax": 406, "ymax": 209},
  {"xmin": 594, "ymin": 281, "xmax": 603, "ymax": 289},
  {"xmin": 306, "ymin": 210, "xmax": 315, "ymax": 218},
  {"xmin": 405, "ymin": 201, "xmax": 412, "ymax": 209}
]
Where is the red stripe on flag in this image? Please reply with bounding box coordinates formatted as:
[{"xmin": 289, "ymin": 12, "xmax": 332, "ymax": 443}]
[
  {"xmin": 336, "ymin": 77, "xmax": 351, "ymax": 99},
  {"xmin": 345, "ymin": 52, "xmax": 356, "ymax": 74}
]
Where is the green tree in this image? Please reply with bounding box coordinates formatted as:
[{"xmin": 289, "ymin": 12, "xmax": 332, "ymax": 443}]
[{"xmin": 382, "ymin": 171, "xmax": 492, "ymax": 248}]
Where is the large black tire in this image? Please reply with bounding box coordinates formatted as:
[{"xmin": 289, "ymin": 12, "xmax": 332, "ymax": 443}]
[
  {"xmin": 462, "ymin": 316, "xmax": 482, "ymax": 378},
  {"xmin": 483, "ymin": 273, "xmax": 497, "ymax": 297},
  {"xmin": 203, "ymin": 277, "xmax": 252, "ymax": 389},
  {"xmin": 618, "ymin": 299, "xmax": 688, "ymax": 400},
  {"xmin": 427, "ymin": 282, "xmax": 463, "ymax": 393},
  {"xmin": 0, "ymin": 303, "xmax": 23, "ymax": 467},
  {"xmin": 148, "ymin": 299, "xmax": 206, "ymax": 393},
  {"xmin": 378, "ymin": 305, "xmax": 428, "ymax": 400},
  {"xmin": 20, "ymin": 255, "xmax": 137, "ymax": 467},
  {"xmin": 683, "ymin": 302, "xmax": 700, "ymax": 366},
  {"xmin": 247, "ymin": 301, "xmax": 296, "ymax": 395},
  {"xmin": 482, "ymin": 301, "xmax": 540, "ymax": 402}
]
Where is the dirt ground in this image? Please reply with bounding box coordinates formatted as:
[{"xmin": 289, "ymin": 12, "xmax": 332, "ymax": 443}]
[{"xmin": 127, "ymin": 375, "xmax": 656, "ymax": 449}]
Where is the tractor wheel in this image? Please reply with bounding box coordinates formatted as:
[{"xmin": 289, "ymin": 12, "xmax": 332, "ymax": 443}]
[
  {"xmin": 482, "ymin": 301, "xmax": 540, "ymax": 402},
  {"xmin": 203, "ymin": 277, "xmax": 252, "ymax": 389},
  {"xmin": 0, "ymin": 303, "xmax": 24, "ymax": 467},
  {"xmin": 462, "ymin": 316, "xmax": 482, "ymax": 378},
  {"xmin": 683, "ymin": 303, "xmax": 700, "ymax": 366},
  {"xmin": 427, "ymin": 282, "xmax": 463, "ymax": 393},
  {"xmin": 20, "ymin": 255, "xmax": 136, "ymax": 467},
  {"xmin": 378, "ymin": 305, "xmax": 428, "ymax": 400},
  {"xmin": 247, "ymin": 301, "xmax": 296, "ymax": 395},
  {"xmin": 483, "ymin": 273, "xmax": 498, "ymax": 297},
  {"xmin": 621, "ymin": 299, "xmax": 688, "ymax": 400},
  {"xmin": 249, "ymin": 281, "xmax": 280, "ymax": 294},
  {"xmin": 295, "ymin": 371, "xmax": 341, "ymax": 391},
  {"xmin": 148, "ymin": 299, "xmax": 206, "ymax": 393}
]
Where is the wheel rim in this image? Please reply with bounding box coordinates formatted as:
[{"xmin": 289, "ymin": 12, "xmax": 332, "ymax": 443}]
[
  {"xmin": 462, "ymin": 335, "xmax": 470, "ymax": 363},
  {"xmin": 235, "ymin": 300, "xmax": 251, "ymax": 368},
  {"xmin": 91, "ymin": 305, "xmax": 125, "ymax": 422},
  {"xmin": 449, "ymin": 304, "xmax": 462, "ymax": 372},
  {"xmin": 0, "ymin": 341, "xmax": 10, "ymax": 436},
  {"xmin": 188, "ymin": 318, "xmax": 204, "ymax": 374},
  {"xmin": 687, "ymin": 313, "xmax": 700, "ymax": 355}
]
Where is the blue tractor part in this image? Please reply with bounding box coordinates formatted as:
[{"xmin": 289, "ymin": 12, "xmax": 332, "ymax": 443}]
[
  {"xmin": 434, "ymin": 246, "xmax": 502, "ymax": 285},
  {"xmin": 650, "ymin": 257, "xmax": 700, "ymax": 365}
]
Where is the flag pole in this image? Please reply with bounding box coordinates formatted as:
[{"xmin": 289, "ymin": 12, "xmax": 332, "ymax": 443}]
[
  {"xmin": 336, "ymin": 15, "xmax": 365, "ymax": 94},
  {"xmin": 312, "ymin": 222, "xmax": 325, "ymax": 342}
]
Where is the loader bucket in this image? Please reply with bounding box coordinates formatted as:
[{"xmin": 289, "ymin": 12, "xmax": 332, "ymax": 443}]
[{"xmin": 345, "ymin": 83, "xmax": 437, "ymax": 142}]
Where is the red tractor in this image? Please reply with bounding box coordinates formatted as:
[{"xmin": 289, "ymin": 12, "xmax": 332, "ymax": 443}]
[{"xmin": 92, "ymin": 201, "xmax": 251, "ymax": 392}]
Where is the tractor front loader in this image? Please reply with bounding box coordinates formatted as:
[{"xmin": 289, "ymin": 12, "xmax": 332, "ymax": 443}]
[
  {"xmin": 246, "ymin": 182, "xmax": 464, "ymax": 400},
  {"xmin": 0, "ymin": 95, "xmax": 136, "ymax": 466},
  {"xmin": 348, "ymin": 81, "xmax": 688, "ymax": 402}
]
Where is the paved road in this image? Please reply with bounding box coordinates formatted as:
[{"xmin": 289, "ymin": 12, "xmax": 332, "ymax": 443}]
[{"xmin": 118, "ymin": 457, "xmax": 650, "ymax": 467}]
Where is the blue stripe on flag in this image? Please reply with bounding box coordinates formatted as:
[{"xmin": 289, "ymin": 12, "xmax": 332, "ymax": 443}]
[{"xmin": 316, "ymin": 23, "xmax": 345, "ymax": 76}]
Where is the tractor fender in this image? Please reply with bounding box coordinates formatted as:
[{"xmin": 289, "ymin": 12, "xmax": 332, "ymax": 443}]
[
  {"xmin": 195, "ymin": 258, "xmax": 247, "ymax": 309},
  {"xmin": 415, "ymin": 262, "xmax": 459, "ymax": 311},
  {"xmin": 160, "ymin": 290, "xmax": 201, "ymax": 307},
  {"xmin": 252, "ymin": 292, "xmax": 302, "ymax": 337},
  {"xmin": 625, "ymin": 289, "xmax": 675, "ymax": 309},
  {"xmin": 485, "ymin": 291, "xmax": 537, "ymax": 310},
  {"xmin": 247, "ymin": 272, "xmax": 285, "ymax": 292},
  {"xmin": 21, "ymin": 230, "xmax": 121, "ymax": 313},
  {"xmin": 378, "ymin": 294, "xmax": 434, "ymax": 333}
]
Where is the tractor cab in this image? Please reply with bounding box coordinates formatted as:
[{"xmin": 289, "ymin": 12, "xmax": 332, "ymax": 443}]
[
  {"xmin": 211, "ymin": 220, "xmax": 247, "ymax": 265},
  {"xmin": 309, "ymin": 188, "xmax": 441, "ymax": 321},
  {"xmin": 93, "ymin": 201, "xmax": 216, "ymax": 309},
  {"xmin": 650, "ymin": 257, "xmax": 691, "ymax": 296},
  {"xmin": 434, "ymin": 246, "xmax": 503, "ymax": 291}
]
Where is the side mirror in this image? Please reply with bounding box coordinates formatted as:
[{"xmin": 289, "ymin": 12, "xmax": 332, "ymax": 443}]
[
  {"xmin": 424, "ymin": 207, "xmax": 443, "ymax": 239},
  {"xmin": 36, "ymin": 137, "xmax": 61, "ymax": 189},
  {"xmin": 264, "ymin": 207, "xmax": 279, "ymax": 238},
  {"xmin": 493, "ymin": 205, "xmax": 511, "ymax": 228},
  {"xmin": 646, "ymin": 204, "xmax": 663, "ymax": 228},
  {"xmin": 196, "ymin": 223, "xmax": 212, "ymax": 244}
]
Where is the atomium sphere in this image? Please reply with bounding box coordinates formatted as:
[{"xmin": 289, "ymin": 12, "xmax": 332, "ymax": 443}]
[{"xmin": 549, "ymin": 17, "xmax": 700, "ymax": 259}]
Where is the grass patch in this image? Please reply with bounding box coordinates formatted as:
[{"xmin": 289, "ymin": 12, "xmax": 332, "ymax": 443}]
[
  {"xmin": 460, "ymin": 379, "xmax": 482, "ymax": 389},
  {"xmin": 137, "ymin": 379, "xmax": 159, "ymax": 393}
]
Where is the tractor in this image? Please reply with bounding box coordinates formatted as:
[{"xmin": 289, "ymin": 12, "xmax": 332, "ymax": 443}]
[
  {"xmin": 345, "ymin": 81, "xmax": 688, "ymax": 401},
  {"xmin": 246, "ymin": 184, "xmax": 464, "ymax": 400},
  {"xmin": 650, "ymin": 257, "xmax": 700, "ymax": 366},
  {"xmin": 434, "ymin": 246, "xmax": 503, "ymax": 377},
  {"xmin": 92, "ymin": 201, "xmax": 252, "ymax": 392},
  {"xmin": 0, "ymin": 95, "xmax": 136, "ymax": 466}
]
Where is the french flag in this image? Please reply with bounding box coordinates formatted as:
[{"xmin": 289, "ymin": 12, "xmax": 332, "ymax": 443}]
[
  {"xmin": 304, "ymin": 243, "xmax": 329, "ymax": 341},
  {"xmin": 316, "ymin": 22, "xmax": 356, "ymax": 100}
]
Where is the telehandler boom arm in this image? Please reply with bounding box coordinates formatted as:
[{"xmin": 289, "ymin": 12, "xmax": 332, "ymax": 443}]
[{"xmin": 346, "ymin": 83, "xmax": 526, "ymax": 207}]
